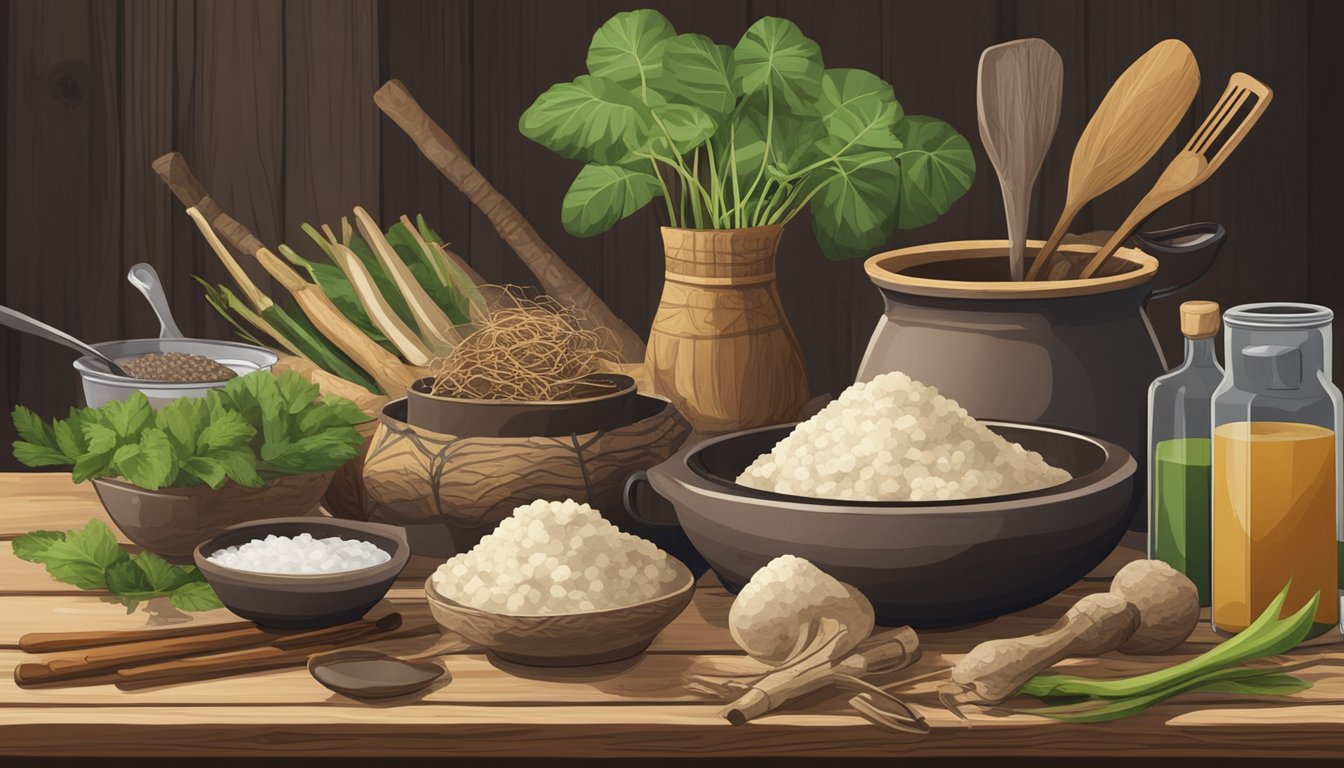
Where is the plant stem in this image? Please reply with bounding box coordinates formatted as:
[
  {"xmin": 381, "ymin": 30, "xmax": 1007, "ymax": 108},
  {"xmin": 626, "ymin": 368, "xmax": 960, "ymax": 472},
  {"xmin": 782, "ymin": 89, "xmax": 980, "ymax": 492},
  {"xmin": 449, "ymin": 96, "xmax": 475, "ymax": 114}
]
[
  {"xmin": 689, "ymin": 150, "xmax": 704, "ymax": 228},
  {"xmin": 735, "ymin": 87, "xmax": 774, "ymax": 227},
  {"xmin": 756, "ymin": 177, "xmax": 794, "ymax": 227},
  {"xmin": 650, "ymin": 158, "xmax": 679, "ymax": 228},
  {"xmin": 729, "ymin": 123, "xmax": 743, "ymax": 229},
  {"xmin": 705, "ymin": 141, "xmax": 726, "ymax": 227}
]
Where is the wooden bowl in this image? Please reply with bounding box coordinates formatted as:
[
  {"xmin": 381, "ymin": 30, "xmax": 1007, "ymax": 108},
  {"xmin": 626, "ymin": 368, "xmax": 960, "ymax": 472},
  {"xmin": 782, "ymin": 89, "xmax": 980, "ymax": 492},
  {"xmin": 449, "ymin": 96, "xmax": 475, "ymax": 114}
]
[
  {"xmin": 404, "ymin": 373, "xmax": 638, "ymax": 437},
  {"xmin": 93, "ymin": 472, "xmax": 333, "ymax": 564},
  {"xmin": 423, "ymin": 559, "xmax": 695, "ymax": 667},
  {"xmin": 194, "ymin": 518, "xmax": 410, "ymax": 630}
]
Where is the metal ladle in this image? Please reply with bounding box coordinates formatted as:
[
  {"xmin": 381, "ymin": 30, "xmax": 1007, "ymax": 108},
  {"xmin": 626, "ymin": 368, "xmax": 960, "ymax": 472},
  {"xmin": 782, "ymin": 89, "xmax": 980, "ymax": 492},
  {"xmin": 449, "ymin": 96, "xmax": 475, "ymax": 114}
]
[
  {"xmin": 126, "ymin": 262, "xmax": 184, "ymax": 339},
  {"xmin": 0, "ymin": 304, "xmax": 132, "ymax": 377}
]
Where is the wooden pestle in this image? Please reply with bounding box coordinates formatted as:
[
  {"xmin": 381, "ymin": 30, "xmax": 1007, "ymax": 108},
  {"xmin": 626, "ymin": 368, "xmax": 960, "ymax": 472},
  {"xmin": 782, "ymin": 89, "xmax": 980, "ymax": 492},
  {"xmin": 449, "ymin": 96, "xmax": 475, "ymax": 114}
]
[{"xmin": 945, "ymin": 560, "xmax": 1199, "ymax": 706}]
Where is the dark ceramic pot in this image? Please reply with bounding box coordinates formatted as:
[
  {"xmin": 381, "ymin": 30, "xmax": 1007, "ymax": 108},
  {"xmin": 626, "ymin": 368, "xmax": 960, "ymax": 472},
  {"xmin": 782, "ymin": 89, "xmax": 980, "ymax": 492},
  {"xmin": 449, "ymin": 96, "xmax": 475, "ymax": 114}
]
[
  {"xmin": 404, "ymin": 373, "xmax": 638, "ymax": 437},
  {"xmin": 858, "ymin": 227, "xmax": 1223, "ymax": 528},
  {"xmin": 93, "ymin": 472, "xmax": 333, "ymax": 564},
  {"xmin": 631, "ymin": 422, "xmax": 1135, "ymax": 628}
]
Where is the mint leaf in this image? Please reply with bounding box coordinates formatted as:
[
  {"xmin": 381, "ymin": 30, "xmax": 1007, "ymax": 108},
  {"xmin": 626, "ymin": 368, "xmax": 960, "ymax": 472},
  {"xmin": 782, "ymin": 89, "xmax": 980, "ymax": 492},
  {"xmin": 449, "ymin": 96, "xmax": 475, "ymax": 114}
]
[
  {"xmin": 12, "ymin": 406, "xmax": 56, "ymax": 446},
  {"xmin": 112, "ymin": 429, "xmax": 176, "ymax": 490},
  {"xmin": 71, "ymin": 451, "xmax": 114, "ymax": 484},
  {"xmin": 169, "ymin": 581, "xmax": 224, "ymax": 612},
  {"xmin": 276, "ymin": 371, "xmax": 321, "ymax": 415},
  {"xmin": 212, "ymin": 447, "xmax": 264, "ymax": 487},
  {"xmin": 260, "ymin": 431, "xmax": 361, "ymax": 474},
  {"xmin": 11, "ymin": 530, "xmax": 65, "ymax": 562},
  {"xmin": 102, "ymin": 393, "xmax": 153, "ymax": 438},
  {"xmin": 52, "ymin": 418, "xmax": 86, "ymax": 460},
  {"xmin": 133, "ymin": 552, "xmax": 195, "ymax": 592},
  {"xmin": 83, "ymin": 422, "xmax": 120, "ymax": 456},
  {"xmin": 13, "ymin": 441, "xmax": 71, "ymax": 467},
  {"xmin": 180, "ymin": 456, "xmax": 226, "ymax": 488},
  {"xmin": 198, "ymin": 409, "xmax": 254, "ymax": 452},
  {"xmin": 36, "ymin": 520, "xmax": 126, "ymax": 590},
  {"xmin": 156, "ymin": 397, "xmax": 209, "ymax": 454},
  {"xmin": 297, "ymin": 398, "xmax": 370, "ymax": 433},
  {"xmin": 106, "ymin": 558, "xmax": 153, "ymax": 594}
]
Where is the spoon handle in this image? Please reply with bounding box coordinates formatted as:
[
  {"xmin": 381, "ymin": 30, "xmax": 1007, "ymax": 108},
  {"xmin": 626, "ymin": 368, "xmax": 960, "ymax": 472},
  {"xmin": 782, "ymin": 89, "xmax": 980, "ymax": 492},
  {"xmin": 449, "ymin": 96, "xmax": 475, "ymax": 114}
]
[
  {"xmin": 0, "ymin": 304, "xmax": 129, "ymax": 376},
  {"xmin": 127, "ymin": 263, "xmax": 184, "ymax": 339}
]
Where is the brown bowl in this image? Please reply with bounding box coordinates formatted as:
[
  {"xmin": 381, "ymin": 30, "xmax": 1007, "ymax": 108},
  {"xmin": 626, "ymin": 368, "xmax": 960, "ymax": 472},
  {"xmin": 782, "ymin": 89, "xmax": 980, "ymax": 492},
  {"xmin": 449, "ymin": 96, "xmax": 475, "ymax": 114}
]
[
  {"xmin": 423, "ymin": 559, "xmax": 695, "ymax": 666},
  {"xmin": 93, "ymin": 472, "xmax": 333, "ymax": 564},
  {"xmin": 404, "ymin": 373, "xmax": 638, "ymax": 437},
  {"xmin": 194, "ymin": 517, "xmax": 410, "ymax": 629}
]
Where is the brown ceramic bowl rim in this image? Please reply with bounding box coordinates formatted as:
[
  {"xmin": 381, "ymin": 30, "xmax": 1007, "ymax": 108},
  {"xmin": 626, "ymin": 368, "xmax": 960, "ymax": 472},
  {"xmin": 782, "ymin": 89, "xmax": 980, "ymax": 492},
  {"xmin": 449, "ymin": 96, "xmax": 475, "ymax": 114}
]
[
  {"xmin": 423, "ymin": 556, "xmax": 695, "ymax": 619},
  {"xmin": 407, "ymin": 373, "xmax": 637, "ymax": 408},
  {"xmin": 93, "ymin": 471, "xmax": 333, "ymax": 497},
  {"xmin": 865, "ymin": 239, "xmax": 1159, "ymax": 299},
  {"xmin": 662, "ymin": 421, "xmax": 1135, "ymax": 515},
  {"xmin": 379, "ymin": 392, "xmax": 674, "ymax": 443},
  {"xmin": 193, "ymin": 517, "xmax": 410, "ymax": 584}
]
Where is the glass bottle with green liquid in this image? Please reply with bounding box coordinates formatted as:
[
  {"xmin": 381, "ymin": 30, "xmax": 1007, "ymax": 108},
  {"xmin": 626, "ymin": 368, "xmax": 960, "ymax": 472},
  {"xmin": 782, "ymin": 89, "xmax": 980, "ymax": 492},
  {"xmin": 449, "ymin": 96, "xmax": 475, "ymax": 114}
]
[{"xmin": 1148, "ymin": 301, "xmax": 1222, "ymax": 605}]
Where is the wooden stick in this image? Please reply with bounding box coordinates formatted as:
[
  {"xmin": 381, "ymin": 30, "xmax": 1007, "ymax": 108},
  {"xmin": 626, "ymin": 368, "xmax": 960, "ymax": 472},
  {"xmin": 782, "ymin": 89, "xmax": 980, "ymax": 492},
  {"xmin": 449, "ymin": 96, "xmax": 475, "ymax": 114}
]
[
  {"xmin": 373, "ymin": 79, "xmax": 646, "ymax": 363},
  {"xmin": 186, "ymin": 207, "xmax": 274, "ymax": 313},
  {"xmin": 153, "ymin": 152, "xmax": 266, "ymax": 259},
  {"xmin": 330, "ymin": 243, "xmax": 434, "ymax": 365},
  {"xmin": 114, "ymin": 620, "xmax": 439, "ymax": 689},
  {"xmin": 19, "ymin": 620, "xmax": 256, "ymax": 654},
  {"xmin": 721, "ymin": 626, "xmax": 922, "ymax": 726}
]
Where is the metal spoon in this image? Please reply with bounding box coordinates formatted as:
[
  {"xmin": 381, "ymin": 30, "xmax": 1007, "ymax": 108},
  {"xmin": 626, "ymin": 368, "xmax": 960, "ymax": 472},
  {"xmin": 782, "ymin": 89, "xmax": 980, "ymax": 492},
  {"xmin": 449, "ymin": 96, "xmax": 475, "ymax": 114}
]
[
  {"xmin": 0, "ymin": 305, "xmax": 132, "ymax": 377},
  {"xmin": 127, "ymin": 263, "xmax": 185, "ymax": 339}
]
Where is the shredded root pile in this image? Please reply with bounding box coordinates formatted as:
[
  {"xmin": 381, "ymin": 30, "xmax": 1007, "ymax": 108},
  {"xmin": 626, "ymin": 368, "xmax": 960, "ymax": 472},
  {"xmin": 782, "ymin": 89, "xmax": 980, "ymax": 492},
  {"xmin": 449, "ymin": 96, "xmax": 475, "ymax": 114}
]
[{"xmin": 429, "ymin": 287, "xmax": 619, "ymax": 401}]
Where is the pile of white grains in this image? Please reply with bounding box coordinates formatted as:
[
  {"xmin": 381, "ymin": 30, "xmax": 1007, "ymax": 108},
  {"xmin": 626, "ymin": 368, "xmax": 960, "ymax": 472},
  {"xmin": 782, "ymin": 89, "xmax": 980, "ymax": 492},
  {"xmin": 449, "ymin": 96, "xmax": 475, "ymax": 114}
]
[
  {"xmin": 207, "ymin": 533, "xmax": 391, "ymax": 575},
  {"xmin": 736, "ymin": 371, "xmax": 1071, "ymax": 501},
  {"xmin": 430, "ymin": 499, "xmax": 682, "ymax": 615}
]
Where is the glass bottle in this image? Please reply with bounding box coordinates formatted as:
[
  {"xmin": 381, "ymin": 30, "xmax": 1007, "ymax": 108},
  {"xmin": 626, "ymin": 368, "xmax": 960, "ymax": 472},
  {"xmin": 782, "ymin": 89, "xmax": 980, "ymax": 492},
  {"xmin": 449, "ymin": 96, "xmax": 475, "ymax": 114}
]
[
  {"xmin": 1148, "ymin": 301, "xmax": 1222, "ymax": 606},
  {"xmin": 1211, "ymin": 303, "xmax": 1342, "ymax": 639}
]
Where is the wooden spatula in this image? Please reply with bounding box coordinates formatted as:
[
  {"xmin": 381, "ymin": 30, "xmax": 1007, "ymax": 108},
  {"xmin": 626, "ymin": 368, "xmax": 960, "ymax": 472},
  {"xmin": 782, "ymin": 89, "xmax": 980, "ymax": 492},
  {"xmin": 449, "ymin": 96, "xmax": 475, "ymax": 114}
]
[
  {"xmin": 1075, "ymin": 73, "xmax": 1273, "ymax": 279},
  {"xmin": 977, "ymin": 39, "xmax": 1063, "ymax": 281},
  {"xmin": 1025, "ymin": 39, "xmax": 1200, "ymax": 280}
]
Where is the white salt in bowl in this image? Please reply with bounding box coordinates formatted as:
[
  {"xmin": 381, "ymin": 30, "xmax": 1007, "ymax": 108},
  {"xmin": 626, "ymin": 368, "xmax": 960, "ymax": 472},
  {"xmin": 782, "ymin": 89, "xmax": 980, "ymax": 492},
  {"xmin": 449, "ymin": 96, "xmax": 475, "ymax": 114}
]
[
  {"xmin": 423, "ymin": 558, "xmax": 695, "ymax": 667},
  {"xmin": 194, "ymin": 518, "xmax": 409, "ymax": 630}
]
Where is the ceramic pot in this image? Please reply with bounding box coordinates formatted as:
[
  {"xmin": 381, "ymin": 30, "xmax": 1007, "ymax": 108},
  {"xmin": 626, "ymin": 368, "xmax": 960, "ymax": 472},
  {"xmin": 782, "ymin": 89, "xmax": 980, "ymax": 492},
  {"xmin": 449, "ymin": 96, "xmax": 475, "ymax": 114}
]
[
  {"xmin": 644, "ymin": 226, "xmax": 810, "ymax": 433},
  {"xmin": 404, "ymin": 374, "xmax": 638, "ymax": 437}
]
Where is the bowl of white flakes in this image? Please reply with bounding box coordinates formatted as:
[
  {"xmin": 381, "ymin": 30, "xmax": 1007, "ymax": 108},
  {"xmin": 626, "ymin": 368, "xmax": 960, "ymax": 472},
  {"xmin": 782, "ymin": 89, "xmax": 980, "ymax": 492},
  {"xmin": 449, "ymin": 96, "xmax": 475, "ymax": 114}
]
[
  {"xmin": 194, "ymin": 518, "xmax": 410, "ymax": 629},
  {"xmin": 425, "ymin": 499, "xmax": 695, "ymax": 667},
  {"xmin": 626, "ymin": 371, "xmax": 1135, "ymax": 628}
]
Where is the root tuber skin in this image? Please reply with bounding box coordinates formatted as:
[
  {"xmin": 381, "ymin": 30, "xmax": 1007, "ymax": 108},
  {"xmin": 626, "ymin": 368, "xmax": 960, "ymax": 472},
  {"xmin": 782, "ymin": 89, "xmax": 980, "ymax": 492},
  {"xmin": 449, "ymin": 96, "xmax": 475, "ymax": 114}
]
[{"xmin": 1111, "ymin": 560, "xmax": 1200, "ymax": 655}]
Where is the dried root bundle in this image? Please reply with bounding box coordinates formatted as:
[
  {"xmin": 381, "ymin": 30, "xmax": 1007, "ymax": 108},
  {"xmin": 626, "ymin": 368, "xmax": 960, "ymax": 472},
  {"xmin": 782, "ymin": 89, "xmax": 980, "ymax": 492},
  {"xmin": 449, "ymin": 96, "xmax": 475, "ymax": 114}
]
[{"xmin": 429, "ymin": 287, "xmax": 619, "ymax": 401}]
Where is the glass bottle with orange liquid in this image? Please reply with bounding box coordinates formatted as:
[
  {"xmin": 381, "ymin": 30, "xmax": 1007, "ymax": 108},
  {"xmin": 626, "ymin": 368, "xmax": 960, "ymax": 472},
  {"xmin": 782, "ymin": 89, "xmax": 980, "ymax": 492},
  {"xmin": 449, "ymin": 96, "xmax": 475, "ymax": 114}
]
[{"xmin": 1211, "ymin": 303, "xmax": 1342, "ymax": 639}]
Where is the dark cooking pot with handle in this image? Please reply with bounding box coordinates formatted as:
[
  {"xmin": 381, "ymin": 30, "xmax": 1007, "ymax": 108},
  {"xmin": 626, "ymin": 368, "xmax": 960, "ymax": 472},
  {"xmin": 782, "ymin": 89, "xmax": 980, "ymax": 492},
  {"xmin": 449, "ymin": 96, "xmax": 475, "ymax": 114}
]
[{"xmin": 855, "ymin": 224, "xmax": 1224, "ymax": 528}]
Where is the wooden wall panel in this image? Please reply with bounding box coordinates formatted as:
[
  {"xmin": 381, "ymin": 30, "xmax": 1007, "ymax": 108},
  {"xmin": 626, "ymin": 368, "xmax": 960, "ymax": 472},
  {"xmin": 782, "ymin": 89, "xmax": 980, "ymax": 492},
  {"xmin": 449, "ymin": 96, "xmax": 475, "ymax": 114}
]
[{"xmin": 283, "ymin": 0, "xmax": 381, "ymax": 254}]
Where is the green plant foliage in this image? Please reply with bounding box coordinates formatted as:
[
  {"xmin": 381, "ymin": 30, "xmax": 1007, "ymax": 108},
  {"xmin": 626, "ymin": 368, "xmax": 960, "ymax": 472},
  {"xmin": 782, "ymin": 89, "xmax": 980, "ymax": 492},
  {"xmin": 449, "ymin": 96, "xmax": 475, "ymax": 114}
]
[
  {"xmin": 11, "ymin": 371, "xmax": 368, "ymax": 490},
  {"xmin": 520, "ymin": 11, "xmax": 975, "ymax": 259},
  {"xmin": 12, "ymin": 520, "xmax": 223, "ymax": 613}
]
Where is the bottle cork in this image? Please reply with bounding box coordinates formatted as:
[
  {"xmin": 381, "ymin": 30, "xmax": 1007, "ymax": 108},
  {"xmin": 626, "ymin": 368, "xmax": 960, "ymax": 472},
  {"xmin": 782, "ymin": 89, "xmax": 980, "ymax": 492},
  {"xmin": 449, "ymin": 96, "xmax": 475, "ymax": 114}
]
[{"xmin": 1180, "ymin": 301, "xmax": 1220, "ymax": 339}]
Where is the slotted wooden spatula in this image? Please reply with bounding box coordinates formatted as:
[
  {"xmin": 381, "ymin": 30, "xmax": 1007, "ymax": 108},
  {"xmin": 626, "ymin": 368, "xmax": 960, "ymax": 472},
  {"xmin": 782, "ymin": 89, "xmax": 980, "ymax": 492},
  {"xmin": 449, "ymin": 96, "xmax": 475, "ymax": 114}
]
[
  {"xmin": 1025, "ymin": 39, "xmax": 1200, "ymax": 280},
  {"xmin": 1075, "ymin": 73, "xmax": 1273, "ymax": 279}
]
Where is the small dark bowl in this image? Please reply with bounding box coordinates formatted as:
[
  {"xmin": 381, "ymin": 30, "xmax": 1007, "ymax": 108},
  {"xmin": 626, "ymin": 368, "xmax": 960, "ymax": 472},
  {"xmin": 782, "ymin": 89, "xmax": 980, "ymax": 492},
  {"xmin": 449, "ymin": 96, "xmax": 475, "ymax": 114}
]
[
  {"xmin": 193, "ymin": 518, "xmax": 410, "ymax": 629},
  {"xmin": 637, "ymin": 421, "xmax": 1135, "ymax": 628},
  {"xmin": 94, "ymin": 472, "xmax": 333, "ymax": 564},
  {"xmin": 404, "ymin": 373, "xmax": 638, "ymax": 437}
]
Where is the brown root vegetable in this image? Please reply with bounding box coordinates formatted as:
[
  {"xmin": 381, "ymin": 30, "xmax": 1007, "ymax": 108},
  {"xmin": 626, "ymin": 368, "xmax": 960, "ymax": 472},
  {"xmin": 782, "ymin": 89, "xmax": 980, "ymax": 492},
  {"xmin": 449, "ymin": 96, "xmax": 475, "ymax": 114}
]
[{"xmin": 1111, "ymin": 560, "xmax": 1201, "ymax": 654}]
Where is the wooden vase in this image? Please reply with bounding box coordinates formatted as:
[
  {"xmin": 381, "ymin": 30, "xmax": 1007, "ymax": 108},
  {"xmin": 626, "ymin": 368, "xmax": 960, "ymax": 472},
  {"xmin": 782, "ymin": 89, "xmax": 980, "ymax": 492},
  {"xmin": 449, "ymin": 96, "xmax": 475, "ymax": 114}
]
[{"xmin": 645, "ymin": 226, "xmax": 810, "ymax": 433}]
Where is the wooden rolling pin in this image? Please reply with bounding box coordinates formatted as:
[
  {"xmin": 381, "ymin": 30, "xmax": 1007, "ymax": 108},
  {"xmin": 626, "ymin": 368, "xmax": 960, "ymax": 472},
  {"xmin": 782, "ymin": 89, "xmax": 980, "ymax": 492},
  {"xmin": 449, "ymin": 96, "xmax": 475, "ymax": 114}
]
[{"xmin": 14, "ymin": 614, "xmax": 404, "ymax": 687}]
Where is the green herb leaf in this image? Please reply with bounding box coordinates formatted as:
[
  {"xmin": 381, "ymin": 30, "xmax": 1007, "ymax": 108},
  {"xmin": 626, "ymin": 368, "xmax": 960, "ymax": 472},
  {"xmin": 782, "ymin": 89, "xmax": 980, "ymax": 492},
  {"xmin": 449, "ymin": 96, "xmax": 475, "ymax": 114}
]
[
  {"xmin": 12, "ymin": 405, "xmax": 57, "ymax": 447},
  {"xmin": 52, "ymin": 418, "xmax": 87, "ymax": 460},
  {"xmin": 562, "ymin": 164, "xmax": 663, "ymax": 237},
  {"xmin": 155, "ymin": 397, "xmax": 207, "ymax": 455},
  {"xmin": 105, "ymin": 558, "xmax": 154, "ymax": 595},
  {"xmin": 260, "ymin": 431, "xmax": 362, "ymax": 475},
  {"xmin": 102, "ymin": 393, "xmax": 154, "ymax": 439},
  {"xmin": 198, "ymin": 409, "xmax": 255, "ymax": 452},
  {"xmin": 809, "ymin": 151, "xmax": 901, "ymax": 260},
  {"xmin": 586, "ymin": 9, "xmax": 675, "ymax": 98},
  {"xmin": 893, "ymin": 116, "xmax": 975, "ymax": 229},
  {"xmin": 169, "ymin": 581, "xmax": 225, "ymax": 612},
  {"xmin": 12, "ymin": 441, "xmax": 70, "ymax": 468},
  {"xmin": 34, "ymin": 519, "xmax": 126, "ymax": 591},
  {"xmin": 133, "ymin": 551, "xmax": 196, "ymax": 592},
  {"xmin": 818, "ymin": 68, "xmax": 904, "ymax": 151},
  {"xmin": 179, "ymin": 455, "xmax": 227, "ymax": 488},
  {"xmin": 71, "ymin": 451, "xmax": 115, "ymax": 484},
  {"xmin": 112, "ymin": 428, "xmax": 177, "ymax": 490},
  {"xmin": 210, "ymin": 446, "xmax": 264, "ymax": 488},
  {"xmin": 11, "ymin": 530, "xmax": 65, "ymax": 563},
  {"xmin": 657, "ymin": 34, "xmax": 735, "ymax": 119},
  {"xmin": 730, "ymin": 17, "xmax": 823, "ymax": 112},
  {"xmin": 520, "ymin": 75, "xmax": 654, "ymax": 165}
]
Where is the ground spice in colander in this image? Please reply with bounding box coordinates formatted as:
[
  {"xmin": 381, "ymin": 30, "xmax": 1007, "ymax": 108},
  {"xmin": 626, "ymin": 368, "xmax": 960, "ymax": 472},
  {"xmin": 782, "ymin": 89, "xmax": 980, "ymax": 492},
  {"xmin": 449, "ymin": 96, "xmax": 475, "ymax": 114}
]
[{"xmin": 119, "ymin": 352, "xmax": 237, "ymax": 383}]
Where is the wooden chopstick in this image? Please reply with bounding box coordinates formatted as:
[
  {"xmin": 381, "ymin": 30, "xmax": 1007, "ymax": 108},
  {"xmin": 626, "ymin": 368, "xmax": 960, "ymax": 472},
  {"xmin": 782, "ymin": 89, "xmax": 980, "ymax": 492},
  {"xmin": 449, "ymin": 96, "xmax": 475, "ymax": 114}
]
[
  {"xmin": 19, "ymin": 620, "xmax": 257, "ymax": 653},
  {"xmin": 114, "ymin": 618, "xmax": 439, "ymax": 689},
  {"xmin": 13, "ymin": 614, "xmax": 405, "ymax": 688}
]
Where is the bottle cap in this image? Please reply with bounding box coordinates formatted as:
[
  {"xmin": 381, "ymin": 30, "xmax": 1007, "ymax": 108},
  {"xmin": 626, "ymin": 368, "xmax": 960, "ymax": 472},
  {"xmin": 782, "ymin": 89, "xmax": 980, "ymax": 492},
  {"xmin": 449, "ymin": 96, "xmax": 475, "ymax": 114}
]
[{"xmin": 1180, "ymin": 301, "xmax": 1220, "ymax": 339}]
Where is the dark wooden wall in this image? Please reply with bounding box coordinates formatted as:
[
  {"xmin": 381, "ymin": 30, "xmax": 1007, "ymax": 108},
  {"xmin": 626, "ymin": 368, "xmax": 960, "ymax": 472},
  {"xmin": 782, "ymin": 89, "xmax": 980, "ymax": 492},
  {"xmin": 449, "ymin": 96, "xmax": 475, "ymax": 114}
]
[{"xmin": 3, "ymin": 0, "xmax": 1341, "ymax": 471}]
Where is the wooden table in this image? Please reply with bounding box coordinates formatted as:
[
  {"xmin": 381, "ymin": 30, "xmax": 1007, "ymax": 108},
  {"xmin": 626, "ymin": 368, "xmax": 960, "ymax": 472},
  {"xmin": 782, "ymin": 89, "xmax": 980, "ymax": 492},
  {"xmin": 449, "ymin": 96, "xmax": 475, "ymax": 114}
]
[{"xmin": 0, "ymin": 473, "xmax": 1341, "ymax": 759}]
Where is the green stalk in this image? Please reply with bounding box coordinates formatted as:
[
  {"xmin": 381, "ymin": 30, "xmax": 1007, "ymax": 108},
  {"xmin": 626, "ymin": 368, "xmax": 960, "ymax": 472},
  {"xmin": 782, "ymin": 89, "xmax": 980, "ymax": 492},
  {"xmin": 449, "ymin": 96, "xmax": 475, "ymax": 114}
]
[
  {"xmin": 652, "ymin": 158, "xmax": 679, "ymax": 228},
  {"xmin": 735, "ymin": 87, "xmax": 774, "ymax": 227},
  {"xmin": 704, "ymin": 141, "xmax": 726, "ymax": 226},
  {"xmin": 729, "ymin": 123, "xmax": 743, "ymax": 228},
  {"xmin": 1022, "ymin": 585, "xmax": 1319, "ymax": 700},
  {"xmin": 689, "ymin": 149, "xmax": 704, "ymax": 228},
  {"xmin": 764, "ymin": 179, "xmax": 809, "ymax": 225},
  {"xmin": 265, "ymin": 301, "xmax": 381, "ymax": 394}
]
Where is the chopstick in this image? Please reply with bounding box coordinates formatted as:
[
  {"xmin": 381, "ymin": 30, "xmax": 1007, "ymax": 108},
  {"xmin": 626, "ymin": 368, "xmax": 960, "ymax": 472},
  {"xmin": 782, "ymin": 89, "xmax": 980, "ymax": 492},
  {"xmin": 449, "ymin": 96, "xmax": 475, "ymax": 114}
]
[
  {"xmin": 19, "ymin": 620, "xmax": 257, "ymax": 653},
  {"xmin": 13, "ymin": 614, "xmax": 407, "ymax": 688},
  {"xmin": 115, "ymin": 618, "xmax": 440, "ymax": 689}
]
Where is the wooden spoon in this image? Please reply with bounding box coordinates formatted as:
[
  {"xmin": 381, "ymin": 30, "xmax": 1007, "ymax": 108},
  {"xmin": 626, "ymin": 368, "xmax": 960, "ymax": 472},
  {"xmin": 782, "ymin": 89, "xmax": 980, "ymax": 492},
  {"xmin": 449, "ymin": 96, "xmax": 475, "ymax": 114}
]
[
  {"xmin": 977, "ymin": 39, "xmax": 1063, "ymax": 281},
  {"xmin": 1026, "ymin": 39, "xmax": 1199, "ymax": 280},
  {"xmin": 1076, "ymin": 73, "xmax": 1272, "ymax": 279}
]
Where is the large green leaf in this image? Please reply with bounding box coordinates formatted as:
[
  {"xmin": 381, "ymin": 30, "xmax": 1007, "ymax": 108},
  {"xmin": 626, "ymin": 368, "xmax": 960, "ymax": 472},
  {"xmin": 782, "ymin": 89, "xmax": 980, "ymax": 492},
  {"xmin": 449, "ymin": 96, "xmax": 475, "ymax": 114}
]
[
  {"xmin": 809, "ymin": 151, "xmax": 901, "ymax": 260},
  {"xmin": 818, "ymin": 68, "xmax": 903, "ymax": 151},
  {"xmin": 729, "ymin": 17, "xmax": 823, "ymax": 112},
  {"xmin": 656, "ymin": 34, "xmax": 735, "ymax": 119},
  {"xmin": 520, "ymin": 75, "xmax": 653, "ymax": 164},
  {"xmin": 893, "ymin": 116, "xmax": 975, "ymax": 229},
  {"xmin": 562, "ymin": 164, "xmax": 662, "ymax": 237},
  {"xmin": 649, "ymin": 101, "xmax": 715, "ymax": 155},
  {"xmin": 586, "ymin": 9, "xmax": 675, "ymax": 98}
]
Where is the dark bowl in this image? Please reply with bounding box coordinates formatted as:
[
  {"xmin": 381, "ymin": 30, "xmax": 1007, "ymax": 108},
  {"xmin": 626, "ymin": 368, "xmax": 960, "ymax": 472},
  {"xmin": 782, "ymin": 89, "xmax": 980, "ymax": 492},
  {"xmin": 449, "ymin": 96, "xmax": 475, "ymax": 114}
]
[
  {"xmin": 404, "ymin": 373, "xmax": 638, "ymax": 437},
  {"xmin": 193, "ymin": 517, "xmax": 410, "ymax": 629},
  {"xmin": 638, "ymin": 421, "xmax": 1135, "ymax": 628},
  {"xmin": 93, "ymin": 472, "xmax": 333, "ymax": 564}
]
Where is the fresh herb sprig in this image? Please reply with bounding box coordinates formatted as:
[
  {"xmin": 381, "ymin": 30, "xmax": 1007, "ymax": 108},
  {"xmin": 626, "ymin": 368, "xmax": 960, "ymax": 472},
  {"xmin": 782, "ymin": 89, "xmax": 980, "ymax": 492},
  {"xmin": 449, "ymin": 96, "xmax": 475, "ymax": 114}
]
[
  {"xmin": 13, "ymin": 520, "xmax": 223, "ymax": 613},
  {"xmin": 1017, "ymin": 583, "xmax": 1320, "ymax": 722},
  {"xmin": 11, "ymin": 370, "xmax": 368, "ymax": 490}
]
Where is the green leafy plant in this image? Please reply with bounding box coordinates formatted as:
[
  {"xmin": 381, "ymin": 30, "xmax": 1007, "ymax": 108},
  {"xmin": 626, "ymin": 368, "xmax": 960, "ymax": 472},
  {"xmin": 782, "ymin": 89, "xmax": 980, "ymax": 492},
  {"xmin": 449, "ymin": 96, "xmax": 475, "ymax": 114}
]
[
  {"xmin": 11, "ymin": 371, "xmax": 368, "ymax": 490},
  {"xmin": 13, "ymin": 520, "xmax": 223, "ymax": 613},
  {"xmin": 520, "ymin": 10, "xmax": 976, "ymax": 259},
  {"xmin": 1017, "ymin": 583, "xmax": 1319, "ymax": 722}
]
